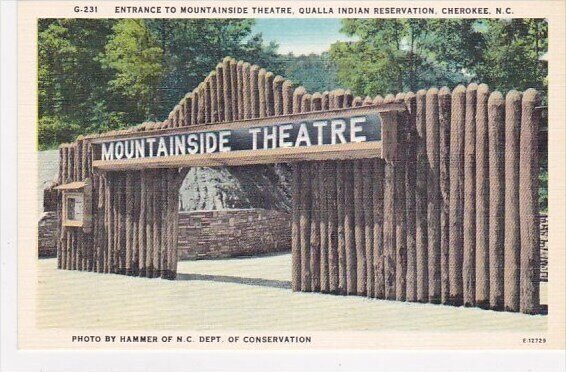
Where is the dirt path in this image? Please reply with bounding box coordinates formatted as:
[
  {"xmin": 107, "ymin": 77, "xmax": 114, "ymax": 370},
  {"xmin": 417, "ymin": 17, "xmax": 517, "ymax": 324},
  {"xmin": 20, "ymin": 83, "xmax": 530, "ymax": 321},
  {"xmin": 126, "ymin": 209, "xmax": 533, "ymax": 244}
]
[{"xmin": 37, "ymin": 254, "xmax": 547, "ymax": 331}]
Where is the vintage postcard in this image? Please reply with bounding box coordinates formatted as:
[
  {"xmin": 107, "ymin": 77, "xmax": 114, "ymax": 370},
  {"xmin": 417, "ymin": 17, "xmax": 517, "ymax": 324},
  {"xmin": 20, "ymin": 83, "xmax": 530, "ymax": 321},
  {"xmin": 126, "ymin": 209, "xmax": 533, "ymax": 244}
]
[{"xmin": 2, "ymin": 0, "xmax": 565, "ymax": 369}]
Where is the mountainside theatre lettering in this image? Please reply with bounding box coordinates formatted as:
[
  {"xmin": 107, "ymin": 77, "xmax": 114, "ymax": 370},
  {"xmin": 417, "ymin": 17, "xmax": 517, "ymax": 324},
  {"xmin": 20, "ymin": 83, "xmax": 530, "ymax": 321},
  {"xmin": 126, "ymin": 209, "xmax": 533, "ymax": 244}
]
[{"xmin": 91, "ymin": 105, "xmax": 402, "ymax": 169}]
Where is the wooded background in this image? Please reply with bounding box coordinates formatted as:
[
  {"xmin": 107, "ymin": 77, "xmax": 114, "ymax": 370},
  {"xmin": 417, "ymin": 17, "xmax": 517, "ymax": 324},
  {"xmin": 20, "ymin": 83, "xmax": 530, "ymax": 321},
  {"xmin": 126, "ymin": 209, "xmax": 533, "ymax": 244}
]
[{"xmin": 38, "ymin": 18, "xmax": 548, "ymax": 211}]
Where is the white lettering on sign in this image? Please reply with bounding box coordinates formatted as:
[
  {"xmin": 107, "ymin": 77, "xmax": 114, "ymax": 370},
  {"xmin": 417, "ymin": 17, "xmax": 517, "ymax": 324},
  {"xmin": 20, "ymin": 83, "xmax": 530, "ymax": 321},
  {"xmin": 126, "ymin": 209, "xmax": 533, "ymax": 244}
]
[
  {"xmin": 350, "ymin": 116, "xmax": 367, "ymax": 142},
  {"xmin": 95, "ymin": 114, "xmax": 381, "ymax": 161}
]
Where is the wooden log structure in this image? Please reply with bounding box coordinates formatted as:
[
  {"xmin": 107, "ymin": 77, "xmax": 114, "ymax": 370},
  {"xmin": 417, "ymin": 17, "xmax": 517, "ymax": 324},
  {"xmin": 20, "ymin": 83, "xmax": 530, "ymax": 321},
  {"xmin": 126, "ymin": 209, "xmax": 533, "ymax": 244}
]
[
  {"xmin": 52, "ymin": 58, "xmax": 542, "ymax": 315},
  {"xmin": 426, "ymin": 88, "xmax": 441, "ymax": 304},
  {"xmin": 504, "ymin": 90, "xmax": 522, "ymax": 312},
  {"xmin": 475, "ymin": 83, "xmax": 490, "ymax": 309},
  {"xmin": 404, "ymin": 92, "xmax": 417, "ymax": 302},
  {"xmin": 448, "ymin": 85, "xmax": 466, "ymax": 306},
  {"xmin": 488, "ymin": 91, "xmax": 506, "ymax": 310},
  {"xmin": 438, "ymin": 87, "xmax": 452, "ymax": 305},
  {"xmin": 519, "ymin": 89, "xmax": 541, "ymax": 315},
  {"xmin": 415, "ymin": 90, "xmax": 429, "ymax": 303},
  {"xmin": 463, "ymin": 83, "xmax": 477, "ymax": 307}
]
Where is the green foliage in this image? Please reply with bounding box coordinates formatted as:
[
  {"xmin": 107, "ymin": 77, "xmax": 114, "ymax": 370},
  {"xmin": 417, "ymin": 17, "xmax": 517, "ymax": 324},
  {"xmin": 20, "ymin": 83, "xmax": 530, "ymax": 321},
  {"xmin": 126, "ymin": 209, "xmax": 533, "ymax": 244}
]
[
  {"xmin": 38, "ymin": 19, "xmax": 281, "ymax": 149},
  {"xmin": 539, "ymin": 167, "xmax": 548, "ymax": 214},
  {"xmin": 38, "ymin": 19, "xmax": 117, "ymax": 146},
  {"xmin": 280, "ymin": 52, "xmax": 339, "ymax": 93},
  {"xmin": 330, "ymin": 18, "xmax": 548, "ymax": 213},
  {"xmin": 38, "ymin": 116, "xmax": 82, "ymax": 150},
  {"xmin": 98, "ymin": 19, "xmax": 164, "ymax": 123},
  {"xmin": 475, "ymin": 19, "xmax": 548, "ymax": 94},
  {"xmin": 329, "ymin": 18, "xmax": 548, "ymax": 97},
  {"xmin": 330, "ymin": 19, "xmax": 478, "ymax": 95}
]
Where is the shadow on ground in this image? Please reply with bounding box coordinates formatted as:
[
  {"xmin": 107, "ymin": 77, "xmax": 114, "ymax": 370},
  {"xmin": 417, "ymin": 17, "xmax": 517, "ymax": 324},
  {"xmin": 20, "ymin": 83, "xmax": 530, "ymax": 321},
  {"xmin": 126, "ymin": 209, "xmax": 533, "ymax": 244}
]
[{"xmin": 176, "ymin": 273, "xmax": 291, "ymax": 290}]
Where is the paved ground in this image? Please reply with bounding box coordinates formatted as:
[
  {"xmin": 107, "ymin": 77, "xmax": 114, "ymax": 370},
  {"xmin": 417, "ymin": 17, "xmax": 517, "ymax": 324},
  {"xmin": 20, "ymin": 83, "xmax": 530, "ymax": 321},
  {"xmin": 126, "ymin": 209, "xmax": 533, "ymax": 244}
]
[{"xmin": 37, "ymin": 254, "xmax": 547, "ymax": 331}]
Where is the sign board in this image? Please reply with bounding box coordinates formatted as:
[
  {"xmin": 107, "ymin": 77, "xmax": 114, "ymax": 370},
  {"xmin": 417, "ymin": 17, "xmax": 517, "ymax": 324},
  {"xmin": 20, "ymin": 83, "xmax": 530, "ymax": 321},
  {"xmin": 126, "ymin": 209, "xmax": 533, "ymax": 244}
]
[
  {"xmin": 91, "ymin": 104, "xmax": 405, "ymax": 170},
  {"xmin": 55, "ymin": 179, "xmax": 93, "ymax": 232},
  {"xmin": 63, "ymin": 192, "xmax": 84, "ymax": 227}
]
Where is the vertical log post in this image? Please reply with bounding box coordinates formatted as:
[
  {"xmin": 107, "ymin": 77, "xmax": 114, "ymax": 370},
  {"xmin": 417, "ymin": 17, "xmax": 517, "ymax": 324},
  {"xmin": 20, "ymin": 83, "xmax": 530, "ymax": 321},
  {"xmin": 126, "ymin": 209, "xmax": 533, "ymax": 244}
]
[
  {"xmin": 57, "ymin": 149, "xmax": 63, "ymax": 269},
  {"xmin": 186, "ymin": 94, "xmax": 194, "ymax": 127},
  {"xmin": 265, "ymin": 72, "xmax": 275, "ymax": 117},
  {"xmin": 463, "ymin": 84, "xmax": 478, "ymax": 306},
  {"xmin": 112, "ymin": 175, "xmax": 119, "ymax": 273},
  {"xmin": 488, "ymin": 91, "xmax": 505, "ymax": 310},
  {"xmin": 152, "ymin": 171, "xmax": 161, "ymax": 278},
  {"xmin": 519, "ymin": 89, "xmax": 540, "ymax": 314},
  {"xmin": 250, "ymin": 65, "xmax": 260, "ymax": 118},
  {"xmin": 336, "ymin": 160, "xmax": 347, "ymax": 294},
  {"xmin": 504, "ymin": 90, "xmax": 522, "ymax": 312},
  {"xmin": 404, "ymin": 92, "xmax": 417, "ymax": 301},
  {"xmin": 204, "ymin": 78, "xmax": 211, "ymax": 124},
  {"xmin": 415, "ymin": 90, "xmax": 428, "ymax": 302},
  {"xmin": 321, "ymin": 92, "xmax": 329, "ymax": 110},
  {"xmin": 299, "ymin": 164, "xmax": 312, "ymax": 292},
  {"xmin": 273, "ymin": 76, "xmax": 284, "ymax": 116},
  {"xmin": 139, "ymin": 171, "xmax": 147, "ymax": 277},
  {"xmin": 449, "ymin": 85, "xmax": 466, "ymax": 306},
  {"xmin": 118, "ymin": 175, "xmax": 126, "ymax": 274},
  {"xmin": 190, "ymin": 89, "xmax": 198, "ymax": 126},
  {"xmin": 310, "ymin": 162, "xmax": 321, "ymax": 291},
  {"xmin": 105, "ymin": 175, "xmax": 112, "ymax": 273},
  {"xmin": 475, "ymin": 84, "xmax": 490, "ymax": 309},
  {"xmin": 353, "ymin": 160, "xmax": 366, "ymax": 295},
  {"xmin": 242, "ymin": 62, "xmax": 252, "ymax": 119},
  {"xmin": 394, "ymin": 94, "xmax": 407, "ymax": 302},
  {"xmin": 160, "ymin": 171, "xmax": 169, "ymax": 278},
  {"xmin": 236, "ymin": 61, "xmax": 244, "ymax": 120},
  {"xmin": 426, "ymin": 88, "xmax": 441, "ymax": 303},
  {"xmin": 216, "ymin": 63, "xmax": 225, "ymax": 122},
  {"xmin": 282, "ymin": 81, "xmax": 293, "ymax": 115},
  {"xmin": 343, "ymin": 161, "xmax": 356, "ymax": 295},
  {"xmin": 319, "ymin": 164, "xmax": 329, "ymax": 293},
  {"xmin": 291, "ymin": 164, "xmax": 302, "ymax": 291},
  {"xmin": 383, "ymin": 95, "xmax": 397, "ymax": 300},
  {"xmin": 363, "ymin": 159, "xmax": 375, "ymax": 297},
  {"xmin": 258, "ymin": 69, "xmax": 267, "ymax": 118},
  {"xmin": 327, "ymin": 161, "xmax": 339, "ymax": 294},
  {"xmin": 373, "ymin": 159, "xmax": 385, "ymax": 298},
  {"xmin": 125, "ymin": 172, "xmax": 133, "ymax": 275},
  {"xmin": 131, "ymin": 171, "xmax": 140, "ymax": 276},
  {"xmin": 145, "ymin": 171, "xmax": 154, "ymax": 278},
  {"xmin": 209, "ymin": 73, "xmax": 218, "ymax": 123},
  {"xmin": 229, "ymin": 59, "xmax": 238, "ymax": 121},
  {"xmin": 439, "ymin": 87, "xmax": 452, "ymax": 304},
  {"xmin": 197, "ymin": 83, "xmax": 205, "ymax": 124}
]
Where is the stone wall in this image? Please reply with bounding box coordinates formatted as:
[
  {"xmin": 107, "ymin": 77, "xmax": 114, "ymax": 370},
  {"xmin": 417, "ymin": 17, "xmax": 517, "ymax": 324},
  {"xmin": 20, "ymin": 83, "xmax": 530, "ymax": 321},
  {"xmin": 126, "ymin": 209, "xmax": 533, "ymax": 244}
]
[
  {"xmin": 38, "ymin": 212, "xmax": 57, "ymax": 258},
  {"xmin": 178, "ymin": 209, "xmax": 291, "ymax": 260},
  {"xmin": 37, "ymin": 208, "xmax": 545, "ymax": 277}
]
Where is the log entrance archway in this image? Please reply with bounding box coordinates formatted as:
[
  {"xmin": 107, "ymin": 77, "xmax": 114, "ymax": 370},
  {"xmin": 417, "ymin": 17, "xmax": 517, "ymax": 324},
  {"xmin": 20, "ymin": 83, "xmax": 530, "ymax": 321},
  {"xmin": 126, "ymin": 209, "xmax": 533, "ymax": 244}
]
[{"xmin": 54, "ymin": 57, "xmax": 542, "ymax": 314}]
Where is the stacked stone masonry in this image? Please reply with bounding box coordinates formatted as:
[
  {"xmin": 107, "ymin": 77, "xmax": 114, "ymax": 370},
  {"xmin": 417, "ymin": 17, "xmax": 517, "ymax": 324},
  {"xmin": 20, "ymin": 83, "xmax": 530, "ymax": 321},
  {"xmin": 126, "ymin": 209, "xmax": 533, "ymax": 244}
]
[
  {"xmin": 40, "ymin": 207, "xmax": 546, "ymax": 282},
  {"xmin": 38, "ymin": 212, "xmax": 58, "ymax": 257},
  {"xmin": 177, "ymin": 209, "xmax": 291, "ymax": 260}
]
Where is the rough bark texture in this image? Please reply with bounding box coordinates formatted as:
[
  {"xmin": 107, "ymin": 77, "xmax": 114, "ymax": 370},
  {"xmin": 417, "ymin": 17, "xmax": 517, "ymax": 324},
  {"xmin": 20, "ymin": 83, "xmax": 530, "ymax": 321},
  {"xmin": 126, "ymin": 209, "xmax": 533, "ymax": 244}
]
[
  {"xmin": 438, "ymin": 87, "xmax": 452, "ymax": 305},
  {"xmin": 426, "ymin": 88, "xmax": 441, "ymax": 303},
  {"xmin": 504, "ymin": 90, "xmax": 522, "ymax": 312},
  {"xmin": 519, "ymin": 89, "xmax": 540, "ymax": 315},
  {"xmin": 475, "ymin": 84, "xmax": 490, "ymax": 308},
  {"xmin": 53, "ymin": 59, "xmax": 541, "ymax": 314},
  {"xmin": 488, "ymin": 91, "xmax": 505, "ymax": 310},
  {"xmin": 449, "ymin": 85, "xmax": 466, "ymax": 306},
  {"xmin": 463, "ymin": 84, "xmax": 477, "ymax": 307}
]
